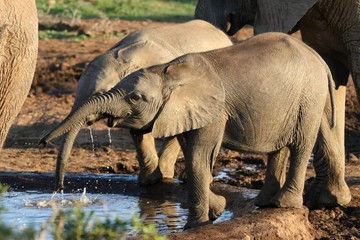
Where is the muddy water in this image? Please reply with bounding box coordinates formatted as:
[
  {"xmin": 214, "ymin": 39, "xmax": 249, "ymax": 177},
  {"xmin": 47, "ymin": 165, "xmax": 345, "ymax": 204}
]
[
  {"xmin": 2, "ymin": 190, "xmax": 189, "ymax": 234},
  {"xmin": 0, "ymin": 171, "xmax": 249, "ymax": 236}
]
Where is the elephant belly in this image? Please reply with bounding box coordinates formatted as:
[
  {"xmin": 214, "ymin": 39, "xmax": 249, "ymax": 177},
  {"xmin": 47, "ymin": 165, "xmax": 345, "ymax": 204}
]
[{"xmin": 222, "ymin": 114, "xmax": 292, "ymax": 154}]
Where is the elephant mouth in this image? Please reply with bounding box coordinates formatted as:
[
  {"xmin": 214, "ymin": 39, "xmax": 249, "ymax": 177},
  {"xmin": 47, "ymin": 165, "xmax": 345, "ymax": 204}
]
[
  {"xmin": 107, "ymin": 115, "xmax": 153, "ymax": 135},
  {"xmin": 107, "ymin": 116, "xmax": 115, "ymax": 127},
  {"xmin": 107, "ymin": 115, "xmax": 123, "ymax": 128}
]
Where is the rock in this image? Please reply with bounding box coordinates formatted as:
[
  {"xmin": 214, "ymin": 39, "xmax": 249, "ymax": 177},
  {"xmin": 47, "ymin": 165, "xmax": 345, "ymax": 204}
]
[{"xmin": 169, "ymin": 207, "xmax": 314, "ymax": 240}]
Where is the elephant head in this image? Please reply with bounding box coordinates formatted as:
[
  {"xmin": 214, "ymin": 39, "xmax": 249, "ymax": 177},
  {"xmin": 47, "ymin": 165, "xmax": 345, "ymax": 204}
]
[
  {"xmin": 73, "ymin": 40, "xmax": 176, "ymax": 123},
  {"xmin": 195, "ymin": 0, "xmax": 317, "ymax": 35},
  {"xmin": 54, "ymin": 39, "xmax": 182, "ymax": 191},
  {"xmin": 195, "ymin": 0, "xmax": 257, "ymax": 36},
  {"xmin": 40, "ymin": 55, "xmax": 225, "ymax": 145}
]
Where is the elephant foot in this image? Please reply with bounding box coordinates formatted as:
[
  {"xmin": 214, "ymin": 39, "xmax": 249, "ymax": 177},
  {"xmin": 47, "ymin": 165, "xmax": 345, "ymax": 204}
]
[
  {"xmin": 184, "ymin": 219, "xmax": 212, "ymax": 230},
  {"xmin": 304, "ymin": 179, "xmax": 351, "ymax": 209},
  {"xmin": 138, "ymin": 167, "xmax": 162, "ymax": 186},
  {"xmin": 178, "ymin": 168, "xmax": 188, "ymax": 183},
  {"xmin": 209, "ymin": 192, "xmax": 226, "ymax": 220},
  {"xmin": 158, "ymin": 159, "xmax": 175, "ymax": 179},
  {"xmin": 271, "ymin": 190, "xmax": 303, "ymax": 208},
  {"xmin": 160, "ymin": 170, "xmax": 174, "ymax": 179},
  {"xmin": 255, "ymin": 186, "xmax": 280, "ymax": 207}
]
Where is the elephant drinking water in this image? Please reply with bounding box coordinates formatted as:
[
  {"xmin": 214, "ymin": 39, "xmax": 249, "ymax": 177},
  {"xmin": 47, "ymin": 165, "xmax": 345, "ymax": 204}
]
[
  {"xmin": 53, "ymin": 20, "xmax": 233, "ymax": 191},
  {"xmin": 40, "ymin": 32, "xmax": 339, "ymax": 228}
]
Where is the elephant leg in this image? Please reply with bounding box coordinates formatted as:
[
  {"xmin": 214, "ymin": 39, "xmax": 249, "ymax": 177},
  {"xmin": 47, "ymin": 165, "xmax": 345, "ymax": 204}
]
[
  {"xmin": 130, "ymin": 130, "xmax": 161, "ymax": 186},
  {"xmin": 255, "ymin": 147, "xmax": 289, "ymax": 206},
  {"xmin": 305, "ymin": 85, "xmax": 351, "ymax": 208},
  {"xmin": 158, "ymin": 137, "xmax": 181, "ymax": 179},
  {"xmin": 271, "ymin": 143, "xmax": 312, "ymax": 208},
  {"xmin": 183, "ymin": 120, "xmax": 225, "ymax": 229},
  {"xmin": 174, "ymin": 135, "xmax": 189, "ymax": 182}
]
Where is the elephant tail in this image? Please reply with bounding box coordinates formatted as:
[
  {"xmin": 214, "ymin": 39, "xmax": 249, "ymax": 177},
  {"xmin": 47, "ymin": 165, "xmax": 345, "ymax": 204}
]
[{"xmin": 327, "ymin": 68, "xmax": 336, "ymax": 129}]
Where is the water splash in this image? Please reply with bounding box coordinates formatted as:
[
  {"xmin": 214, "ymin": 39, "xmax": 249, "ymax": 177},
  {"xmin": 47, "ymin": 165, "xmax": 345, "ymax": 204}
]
[
  {"xmin": 107, "ymin": 128, "xmax": 112, "ymax": 145},
  {"xmin": 106, "ymin": 128, "xmax": 113, "ymax": 171},
  {"xmin": 80, "ymin": 187, "xmax": 91, "ymax": 204},
  {"xmin": 23, "ymin": 188, "xmax": 95, "ymax": 208}
]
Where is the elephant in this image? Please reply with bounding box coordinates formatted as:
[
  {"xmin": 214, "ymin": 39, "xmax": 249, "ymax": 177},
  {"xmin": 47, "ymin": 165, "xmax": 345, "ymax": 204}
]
[
  {"xmin": 40, "ymin": 32, "xmax": 338, "ymax": 228},
  {"xmin": 53, "ymin": 20, "xmax": 233, "ymax": 192},
  {"xmin": 195, "ymin": 0, "xmax": 353, "ymax": 208},
  {"xmin": 0, "ymin": 0, "xmax": 38, "ymax": 149}
]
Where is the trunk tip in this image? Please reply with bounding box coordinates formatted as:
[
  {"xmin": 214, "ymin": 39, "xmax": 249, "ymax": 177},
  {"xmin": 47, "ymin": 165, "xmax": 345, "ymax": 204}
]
[
  {"xmin": 55, "ymin": 185, "xmax": 64, "ymax": 193},
  {"xmin": 38, "ymin": 137, "xmax": 48, "ymax": 147}
]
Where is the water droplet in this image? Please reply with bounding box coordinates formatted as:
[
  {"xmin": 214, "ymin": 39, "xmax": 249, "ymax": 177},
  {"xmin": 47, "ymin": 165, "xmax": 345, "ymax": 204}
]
[{"xmin": 107, "ymin": 127, "xmax": 112, "ymax": 145}]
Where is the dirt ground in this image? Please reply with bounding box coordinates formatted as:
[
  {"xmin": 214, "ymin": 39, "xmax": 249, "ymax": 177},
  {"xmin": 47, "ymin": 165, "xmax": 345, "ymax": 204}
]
[{"xmin": 0, "ymin": 18, "xmax": 359, "ymax": 239}]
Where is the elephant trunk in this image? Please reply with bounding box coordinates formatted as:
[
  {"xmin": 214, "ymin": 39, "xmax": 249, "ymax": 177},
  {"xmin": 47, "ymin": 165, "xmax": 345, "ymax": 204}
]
[
  {"xmin": 55, "ymin": 130, "xmax": 80, "ymax": 192},
  {"xmin": 39, "ymin": 92, "xmax": 118, "ymax": 146}
]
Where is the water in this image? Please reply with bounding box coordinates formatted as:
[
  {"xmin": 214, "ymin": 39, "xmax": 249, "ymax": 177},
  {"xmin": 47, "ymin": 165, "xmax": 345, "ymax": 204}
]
[
  {"xmin": 0, "ymin": 171, "xmax": 257, "ymax": 238},
  {"xmin": 88, "ymin": 126, "xmax": 95, "ymax": 156},
  {"xmin": 2, "ymin": 190, "xmax": 191, "ymax": 236},
  {"xmin": 107, "ymin": 127, "xmax": 112, "ymax": 145},
  {"xmin": 2, "ymin": 190, "xmax": 234, "ymax": 237}
]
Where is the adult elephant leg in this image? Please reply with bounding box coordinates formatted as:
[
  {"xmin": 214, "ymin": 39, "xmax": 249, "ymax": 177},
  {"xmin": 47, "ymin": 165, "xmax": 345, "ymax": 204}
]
[
  {"xmin": 0, "ymin": 0, "xmax": 38, "ymax": 149},
  {"xmin": 347, "ymin": 41, "xmax": 360, "ymax": 104},
  {"xmin": 255, "ymin": 147, "xmax": 289, "ymax": 206},
  {"xmin": 55, "ymin": 130, "xmax": 80, "ymax": 191},
  {"xmin": 305, "ymin": 85, "xmax": 351, "ymax": 208},
  {"xmin": 130, "ymin": 130, "xmax": 161, "ymax": 186},
  {"xmin": 158, "ymin": 137, "xmax": 181, "ymax": 179},
  {"xmin": 183, "ymin": 119, "xmax": 226, "ymax": 229}
]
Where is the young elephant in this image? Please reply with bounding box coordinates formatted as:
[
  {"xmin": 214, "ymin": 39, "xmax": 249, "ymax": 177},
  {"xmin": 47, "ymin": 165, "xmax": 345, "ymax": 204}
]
[
  {"xmin": 53, "ymin": 20, "xmax": 233, "ymax": 191},
  {"xmin": 40, "ymin": 32, "xmax": 336, "ymax": 229}
]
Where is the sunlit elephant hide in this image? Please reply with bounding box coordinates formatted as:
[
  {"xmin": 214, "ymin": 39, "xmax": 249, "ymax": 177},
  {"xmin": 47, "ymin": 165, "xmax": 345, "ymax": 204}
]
[{"xmin": 0, "ymin": 0, "xmax": 38, "ymax": 149}]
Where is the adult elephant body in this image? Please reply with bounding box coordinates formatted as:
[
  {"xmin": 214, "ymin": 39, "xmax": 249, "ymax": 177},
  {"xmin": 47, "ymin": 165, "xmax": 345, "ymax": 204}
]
[
  {"xmin": 40, "ymin": 33, "xmax": 338, "ymax": 228},
  {"xmin": 55, "ymin": 20, "xmax": 233, "ymax": 191},
  {"xmin": 195, "ymin": 0, "xmax": 354, "ymax": 208},
  {"xmin": 0, "ymin": 0, "xmax": 38, "ymax": 149}
]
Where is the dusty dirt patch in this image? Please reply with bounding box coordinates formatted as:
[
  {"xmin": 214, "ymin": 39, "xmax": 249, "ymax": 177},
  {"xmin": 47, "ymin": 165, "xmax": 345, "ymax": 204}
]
[{"xmin": 1, "ymin": 18, "xmax": 359, "ymax": 239}]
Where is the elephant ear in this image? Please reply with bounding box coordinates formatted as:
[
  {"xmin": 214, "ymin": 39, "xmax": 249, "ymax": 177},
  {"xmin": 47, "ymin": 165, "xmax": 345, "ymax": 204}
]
[
  {"xmin": 117, "ymin": 40, "xmax": 175, "ymax": 71},
  {"xmin": 151, "ymin": 56, "xmax": 225, "ymax": 138},
  {"xmin": 254, "ymin": 0, "xmax": 317, "ymax": 34}
]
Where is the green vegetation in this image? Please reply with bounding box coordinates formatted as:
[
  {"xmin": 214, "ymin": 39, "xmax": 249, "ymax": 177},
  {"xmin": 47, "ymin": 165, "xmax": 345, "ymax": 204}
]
[
  {"xmin": 38, "ymin": 30, "xmax": 91, "ymax": 41},
  {"xmin": 37, "ymin": 0, "xmax": 196, "ymax": 22},
  {"xmin": 0, "ymin": 184, "xmax": 166, "ymax": 240}
]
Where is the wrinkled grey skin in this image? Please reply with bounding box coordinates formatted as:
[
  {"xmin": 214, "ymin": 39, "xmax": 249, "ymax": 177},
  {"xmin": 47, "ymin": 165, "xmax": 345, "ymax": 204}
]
[
  {"xmin": 0, "ymin": 0, "xmax": 38, "ymax": 149},
  {"xmin": 195, "ymin": 0, "xmax": 353, "ymax": 208},
  {"xmin": 40, "ymin": 33, "xmax": 337, "ymax": 228},
  {"xmin": 55, "ymin": 20, "xmax": 233, "ymax": 191}
]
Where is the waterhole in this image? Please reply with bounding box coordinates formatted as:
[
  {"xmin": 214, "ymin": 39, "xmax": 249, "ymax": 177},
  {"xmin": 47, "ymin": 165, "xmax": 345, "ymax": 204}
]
[{"xmin": 0, "ymin": 172, "xmax": 256, "ymax": 237}]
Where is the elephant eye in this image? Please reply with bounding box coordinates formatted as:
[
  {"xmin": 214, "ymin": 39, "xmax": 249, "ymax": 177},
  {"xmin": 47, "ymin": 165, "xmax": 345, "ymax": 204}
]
[{"xmin": 130, "ymin": 92, "xmax": 143, "ymax": 102}]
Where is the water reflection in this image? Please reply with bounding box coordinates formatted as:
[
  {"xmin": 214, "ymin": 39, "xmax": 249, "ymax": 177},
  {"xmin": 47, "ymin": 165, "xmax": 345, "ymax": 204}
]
[
  {"xmin": 138, "ymin": 197, "xmax": 188, "ymax": 233},
  {"xmin": 1, "ymin": 190, "xmax": 192, "ymax": 234}
]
